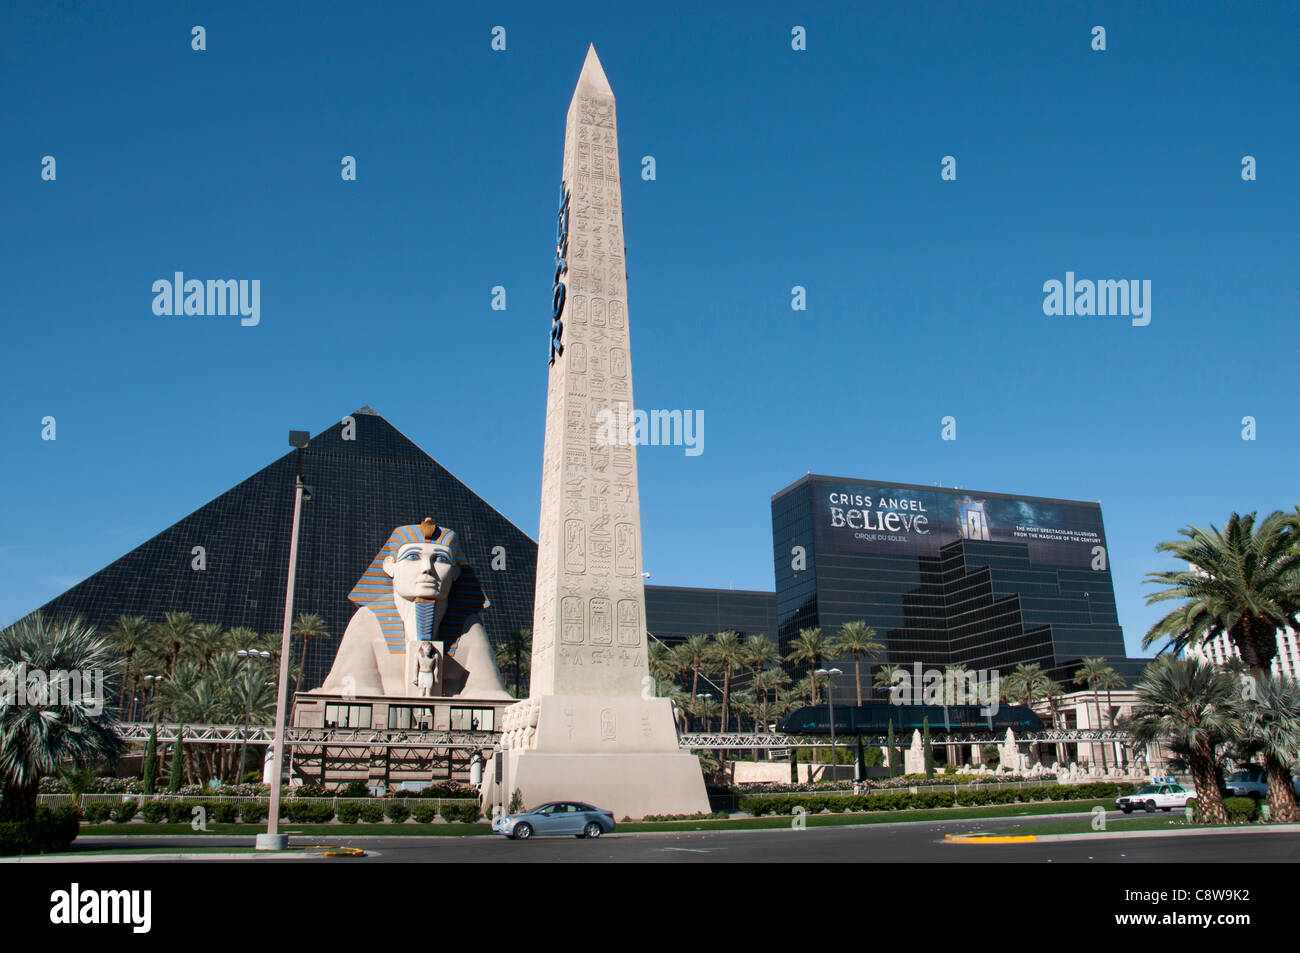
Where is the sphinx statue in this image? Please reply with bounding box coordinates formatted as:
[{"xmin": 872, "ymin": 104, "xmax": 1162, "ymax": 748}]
[{"xmin": 316, "ymin": 518, "xmax": 510, "ymax": 699}]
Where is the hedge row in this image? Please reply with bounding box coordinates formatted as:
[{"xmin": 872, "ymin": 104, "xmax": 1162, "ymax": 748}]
[
  {"xmin": 83, "ymin": 799, "xmax": 482, "ymax": 825},
  {"xmin": 0, "ymin": 805, "xmax": 80, "ymax": 856},
  {"xmin": 740, "ymin": 782, "xmax": 1137, "ymax": 816}
]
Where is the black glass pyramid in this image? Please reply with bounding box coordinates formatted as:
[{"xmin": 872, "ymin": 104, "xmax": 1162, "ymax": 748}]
[{"xmin": 30, "ymin": 408, "xmax": 539, "ymax": 691}]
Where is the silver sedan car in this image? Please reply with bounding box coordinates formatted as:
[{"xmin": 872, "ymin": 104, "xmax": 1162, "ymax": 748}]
[{"xmin": 492, "ymin": 801, "xmax": 616, "ymax": 839}]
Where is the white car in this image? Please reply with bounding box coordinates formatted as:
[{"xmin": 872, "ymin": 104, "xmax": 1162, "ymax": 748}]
[{"xmin": 1116, "ymin": 779, "xmax": 1195, "ymax": 814}]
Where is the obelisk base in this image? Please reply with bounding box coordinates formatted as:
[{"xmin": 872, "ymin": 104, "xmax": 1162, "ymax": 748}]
[{"xmin": 483, "ymin": 695, "xmax": 710, "ymax": 820}]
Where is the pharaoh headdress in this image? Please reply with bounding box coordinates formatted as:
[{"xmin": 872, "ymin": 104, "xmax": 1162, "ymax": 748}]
[{"xmin": 347, "ymin": 519, "xmax": 489, "ymax": 655}]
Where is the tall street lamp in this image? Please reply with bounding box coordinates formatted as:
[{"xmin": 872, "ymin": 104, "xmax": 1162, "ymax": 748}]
[
  {"xmin": 258, "ymin": 429, "xmax": 310, "ymax": 851},
  {"xmin": 815, "ymin": 668, "xmax": 843, "ymax": 780}
]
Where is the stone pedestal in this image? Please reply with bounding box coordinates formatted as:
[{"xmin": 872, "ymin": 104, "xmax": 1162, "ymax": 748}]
[{"xmin": 482, "ymin": 695, "xmax": 708, "ymax": 819}]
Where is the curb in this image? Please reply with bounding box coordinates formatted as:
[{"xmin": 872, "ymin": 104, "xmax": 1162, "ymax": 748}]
[
  {"xmin": 945, "ymin": 823, "xmax": 1300, "ymax": 845},
  {"xmin": 2, "ymin": 851, "xmax": 335, "ymax": 863}
]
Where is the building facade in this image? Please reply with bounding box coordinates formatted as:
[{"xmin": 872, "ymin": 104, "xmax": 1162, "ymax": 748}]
[
  {"xmin": 1183, "ymin": 627, "xmax": 1300, "ymax": 681},
  {"xmin": 772, "ymin": 475, "xmax": 1148, "ymax": 698}
]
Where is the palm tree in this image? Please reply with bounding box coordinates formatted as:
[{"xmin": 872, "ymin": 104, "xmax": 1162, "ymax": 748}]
[
  {"xmin": 786, "ymin": 627, "xmax": 830, "ymax": 703},
  {"xmin": 1238, "ymin": 674, "xmax": 1300, "ymax": 823},
  {"xmin": 1002, "ymin": 663, "xmax": 1055, "ymax": 766},
  {"xmin": 833, "ymin": 621, "xmax": 884, "ymax": 706},
  {"xmin": 744, "ymin": 635, "xmax": 781, "ymax": 731},
  {"xmin": 792, "ymin": 674, "xmax": 816, "ymax": 707},
  {"xmin": 769, "ymin": 688, "xmax": 798, "ymax": 725},
  {"xmin": 1129, "ymin": 657, "xmax": 1238, "ymax": 824},
  {"xmin": 183, "ymin": 622, "xmax": 227, "ymax": 671},
  {"xmin": 691, "ymin": 694, "xmax": 718, "ymax": 733},
  {"xmin": 647, "ymin": 640, "xmax": 677, "ymax": 683},
  {"xmin": 1074, "ymin": 658, "xmax": 1113, "ymax": 771},
  {"xmin": 495, "ymin": 627, "xmax": 532, "ymax": 697},
  {"xmin": 1042, "ymin": 678, "xmax": 1067, "ymax": 766},
  {"xmin": 223, "ymin": 626, "xmax": 262, "ymax": 652},
  {"xmin": 677, "ymin": 635, "xmax": 713, "ymax": 726},
  {"xmin": 0, "ymin": 615, "xmax": 124, "ymax": 822},
  {"xmin": 653, "ymin": 679, "xmax": 691, "ymax": 733},
  {"xmin": 291, "ymin": 613, "xmax": 331, "ymax": 688},
  {"xmin": 150, "ymin": 611, "xmax": 199, "ymax": 677},
  {"xmin": 1096, "ymin": 666, "xmax": 1127, "ymax": 769},
  {"xmin": 756, "ymin": 667, "xmax": 791, "ymax": 732},
  {"xmin": 712, "ymin": 631, "xmax": 746, "ymax": 733},
  {"xmin": 104, "ymin": 615, "xmax": 151, "ymax": 720},
  {"xmin": 873, "ymin": 663, "xmax": 905, "ymax": 702},
  {"xmin": 1144, "ymin": 511, "xmax": 1300, "ymax": 678},
  {"xmin": 941, "ymin": 662, "xmax": 973, "ymax": 732}
]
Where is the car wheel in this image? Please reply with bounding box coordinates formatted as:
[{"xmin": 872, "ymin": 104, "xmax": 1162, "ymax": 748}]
[
  {"xmin": 583, "ymin": 822, "xmax": 602, "ymax": 839},
  {"xmin": 1144, "ymin": 800, "xmax": 1157, "ymax": 813},
  {"xmin": 514, "ymin": 823, "xmax": 533, "ymax": 840},
  {"xmin": 1121, "ymin": 807, "xmax": 1132, "ymax": 814}
]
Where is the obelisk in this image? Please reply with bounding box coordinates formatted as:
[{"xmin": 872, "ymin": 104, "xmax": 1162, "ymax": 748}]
[{"xmin": 484, "ymin": 47, "xmax": 709, "ymax": 820}]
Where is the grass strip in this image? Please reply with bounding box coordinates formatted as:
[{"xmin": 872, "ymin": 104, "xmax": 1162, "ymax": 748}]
[{"xmin": 80, "ymin": 800, "xmax": 1116, "ymax": 837}]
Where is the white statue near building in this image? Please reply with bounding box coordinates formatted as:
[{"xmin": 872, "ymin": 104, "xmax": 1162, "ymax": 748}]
[{"xmin": 316, "ymin": 518, "xmax": 509, "ymax": 699}]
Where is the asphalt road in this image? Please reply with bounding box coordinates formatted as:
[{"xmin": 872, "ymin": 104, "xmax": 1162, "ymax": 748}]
[{"xmin": 73, "ymin": 811, "xmax": 1300, "ymax": 863}]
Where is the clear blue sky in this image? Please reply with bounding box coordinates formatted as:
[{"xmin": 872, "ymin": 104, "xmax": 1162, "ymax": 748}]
[{"xmin": 3, "ymin": 1, "xmax": 1297, "ymax": 662}]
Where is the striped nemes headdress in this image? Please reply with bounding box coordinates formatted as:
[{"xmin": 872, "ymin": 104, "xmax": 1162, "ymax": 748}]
[{"xmin": 347, "ymin": 519, "xmax": 489, "ymax": 655}]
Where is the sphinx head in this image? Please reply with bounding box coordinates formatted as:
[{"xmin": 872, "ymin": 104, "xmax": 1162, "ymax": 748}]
[
  {"xmin": 384, "ymin": 538, "xmax": 460, "ymax": 602},
  {"xmin": 348, "ymin": 518, "xmax": 490, "ymax": 654}
]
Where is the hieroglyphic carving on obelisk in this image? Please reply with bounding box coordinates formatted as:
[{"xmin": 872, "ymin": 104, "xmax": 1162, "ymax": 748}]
[{"xmin": 531, "ymin": 45, "xmax": 647, "ymax": 698}]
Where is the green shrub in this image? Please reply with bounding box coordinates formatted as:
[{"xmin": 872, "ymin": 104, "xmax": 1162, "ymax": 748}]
[
  {"xmin": 0, "ymin": 822, "xmax": 33, "ymax": 855},
  {"xmin": 441, "ymin": 802, "xmax": 481, "ymax": 823},
  {"xmin": 1224, "ymin": 797, "xmax": 1258, "ymax": 823},
  {"xmin": 341, "ymin": 780, "xmax": 371, "ymax": 798},
  {"xmin": 294, "ymin": 785, "xmax": 328, "ymax": 799},
  {"xmin": 384, "ymin": 801, "xmax": 411, "ymax": 823},
  {"xmin": 358, "ymin": 802, "xmax": 385, "ymax": 823},
  {"xmin": 141, "ymin": 801, "xmax": 168, "ymax": 823},
  {"xmin": 165, "ymin": 800, "xmax": 194, "ymax": 824},
  {"xmin": 84, "ymin": 802, "xmax": 115, "ymax": 823},
  {"xmin": 1, "ymin": 805, "xmax": 82, "ymax": 855},
  {"xmin": 412, "ymin": 803, "xmax": 439, "ymax": 823},
  {"xmin": 284, "ymin": 800, "xmax": 335, "ymax": 823},
  {"xmin": 211, "ymin": 801, "xmax": 240, "ymax": 824},
  {"xmin": 36, "ymin": 804, "xmax": 80, "ymax": 852},
  {"xmin": 740, "ymin": 781, "xmax": 1132, "ymax": 818},
  {"xmin": 111, "ymin": 801, "xmax": 139, "ymax": 823},
  {"xmin": 336, "ymin": 802, "xmax": 362, "ymax": 823},
  {"xmin": 240, "ymin": 800, "xmax": 269, "ymax": 824}
]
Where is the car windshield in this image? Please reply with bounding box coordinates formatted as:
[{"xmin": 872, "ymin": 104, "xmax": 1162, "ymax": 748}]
[
  {"xmin": 1135, "ymin": 785, "xmax": 1159, "ymax": 794},
  {"xmin": 1227, "ymin": 770, "xmax": 1253, "ymax": 781}
]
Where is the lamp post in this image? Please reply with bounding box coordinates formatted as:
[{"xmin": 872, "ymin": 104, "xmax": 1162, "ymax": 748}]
[
  {"xmin": 258, "ymin": 430, "xmax": 310, "ymax": 851},
  {"xmin": 236, "ymin": 650, "xmax": 272, "ymax": 784},
  {"xmin": 815, "ymin": 668, "xmax": 843, "ymax": 779},
  {"xmin": 142, "ymin": 673, "xmax": 164, "ymax": 715}
]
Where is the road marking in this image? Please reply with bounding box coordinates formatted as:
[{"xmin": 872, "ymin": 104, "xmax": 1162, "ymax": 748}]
[{"xmin": 944, "ymin": 834, "xmax": 1038, "ymax": 844}]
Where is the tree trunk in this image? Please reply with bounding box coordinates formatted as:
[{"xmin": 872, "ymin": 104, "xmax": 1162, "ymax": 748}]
[
  {"xmin": 1263, "ymin": 752, "xmax": 1299, "ymax": 823},
  {"xmin": 1190, "ymin": 750, "xmax": 1229, "ymax": 824},
  {"xmin": 691, "ymin": 664, "xmax": 700, "ymax": 731},
  {"xmin": 1093, "ymin": 686, "xmax": 1108, "ymax": 771},
  {"xmin": 854, "ymin": 652, "xmax": 862, "ymax": 707},
  {"xmin": 721, "ymin": 669, "xmax": 731, "ymax": 735}
]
